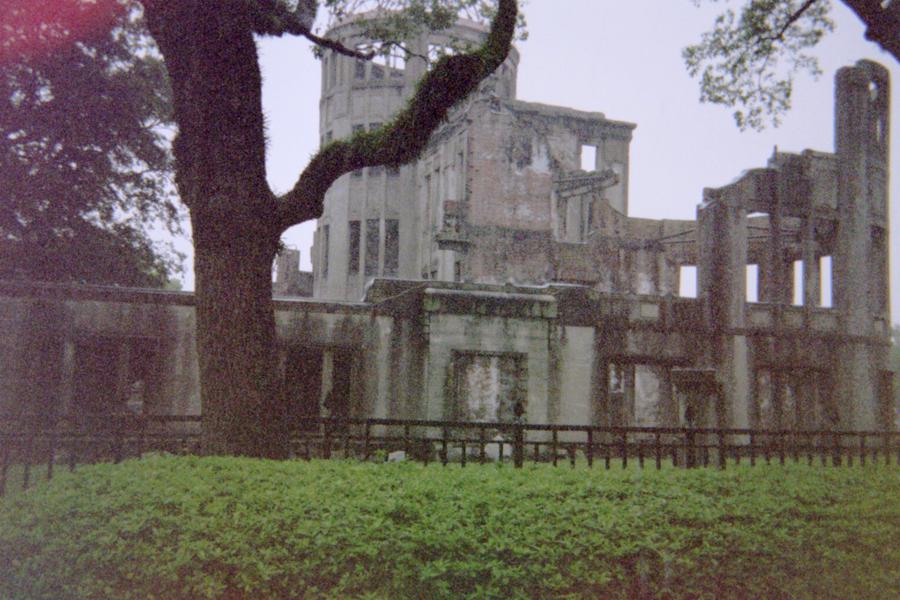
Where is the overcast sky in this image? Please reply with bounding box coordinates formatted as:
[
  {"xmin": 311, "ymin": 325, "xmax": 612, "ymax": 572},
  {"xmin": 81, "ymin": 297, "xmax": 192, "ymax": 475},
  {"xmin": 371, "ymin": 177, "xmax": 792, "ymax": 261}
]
[{"xmin": 175, "ymin": 1, "xmax": 899, "ymax": 319}]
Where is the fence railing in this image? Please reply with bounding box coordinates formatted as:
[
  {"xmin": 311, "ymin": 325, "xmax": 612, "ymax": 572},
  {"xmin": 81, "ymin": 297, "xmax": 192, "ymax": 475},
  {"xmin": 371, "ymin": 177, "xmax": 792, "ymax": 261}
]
[{"xmin": 1, "ymin": 415, "xmax": 897, "ymax": 496}]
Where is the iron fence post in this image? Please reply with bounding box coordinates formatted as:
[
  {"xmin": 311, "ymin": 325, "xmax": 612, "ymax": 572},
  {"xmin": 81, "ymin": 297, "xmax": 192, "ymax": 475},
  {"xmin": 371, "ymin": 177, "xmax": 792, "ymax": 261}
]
[
  {"xmin": 717, "ymin": 430, "xmax": 726, "ymax": 470},
  {"xmin": 587, "ymin": 430, "xmax": 594, "ymax": 468},
  {"xmin": 513, "ymin": 419, "xmax": 524, "ymax": 469},
  {"xmin": 685, "ymin": 429, "xmax": 696, "ymax": 469}
]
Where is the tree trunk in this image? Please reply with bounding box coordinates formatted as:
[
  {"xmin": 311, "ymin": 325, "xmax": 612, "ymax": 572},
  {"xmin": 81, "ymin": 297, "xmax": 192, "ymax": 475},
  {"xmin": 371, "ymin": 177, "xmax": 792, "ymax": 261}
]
[
  {"xmin": 143, "ymin": 0, "xmax": 518, "ymax": 457},
  {"xmin": 145, "ymin": 3, "xmax": 291, "ymax": 457},
  {"xmin": 193, "ymin": 213, "xmax": 287, "ymax": 457}
]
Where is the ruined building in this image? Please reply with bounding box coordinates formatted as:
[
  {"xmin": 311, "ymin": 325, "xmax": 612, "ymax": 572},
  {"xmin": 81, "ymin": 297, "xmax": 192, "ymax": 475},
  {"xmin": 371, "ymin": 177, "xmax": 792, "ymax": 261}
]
[{"xmin": 0, "ymin": 18, "xmax": 892, "ymax": 433}]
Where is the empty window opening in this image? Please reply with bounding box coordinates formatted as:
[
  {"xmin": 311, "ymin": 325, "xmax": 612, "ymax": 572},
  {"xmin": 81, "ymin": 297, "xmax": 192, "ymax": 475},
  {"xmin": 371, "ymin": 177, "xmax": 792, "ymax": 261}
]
[
  {"xmin": 580, "ymin": 144, "xmax": 597, "ymax": 172},
  {"xmin": 820, "ymin": 256, "xmax": 833, "ymax": 307},
  {"xmin": 607, "ymin": 363, "xmax": 634, "ymax": 427},
  {"xmin": 428, "ymin": 44, "xmax": 451, "ymax": 65},
  {"xmin": 679, "ymin": 265, "xmax": 697, "ymax": 298},
  {"xmin": 453, "ymin": 352, "xmax": 526, "ymax": 424},
  {"xmin": 746, "ymin": 264, "xmax": 759, "ymax": 302},
  {"xmin": 328, "ymin": 350, "xmax": 354, "ymax": 421},
  {"xmin": 388, "ymin": 48, "xmax": 405, "ymax": 71},
  {"xmin": 556, "ymin": 197, "xmax": 568, "ymax": 240},
  {"xmin": 74, "ymin": 337, "xmax": 158, "ymax": 416},
  {"xmin": 633, "ymin": 365, "xmax": 661, "ymax": 427},
  {"xmin": 365, "ymin": 219, "xmax": 379, "ymax": 276},
  {"xmin": 329, "ymin": 53, "xmax": 338, "ymax": 87},
  {"xmin": 283, "ymin": 347, "xmax": 323, "ymax": 429},
  {"xmin": 359, "ymin": 43, "xmax": 405, "ymax": 71},
  {"xmin": 792, "ymin": 260, "xmax": 803, "ymax": 306},
  {"xmin": 348, "ymin": 220, "xmax": 360, "ymax": 274},
  {"xmin": 384, "ymin": 219, "xmax": 399, "ymax": 276},
  {"xmin": 354, "ymin": 59, "xmax": 366, "ymax": 79},
  {"xmin": 321, "ymin": 225, "xmax": 330, "ymax": 278}
]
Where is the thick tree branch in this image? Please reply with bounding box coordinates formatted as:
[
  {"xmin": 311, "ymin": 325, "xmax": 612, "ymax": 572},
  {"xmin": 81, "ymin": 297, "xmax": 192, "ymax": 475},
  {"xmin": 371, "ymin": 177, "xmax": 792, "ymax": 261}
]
[
  {"xmin": 275, "ymin": 0, "xmax": 518, "ymax": 230},
  {"xmin": 247, "ymin": 0, "xmax": 374, "ymax": 59},
  {"xmin": 841, "ymin": 0, "xmax": 900, "ymax": 62}
]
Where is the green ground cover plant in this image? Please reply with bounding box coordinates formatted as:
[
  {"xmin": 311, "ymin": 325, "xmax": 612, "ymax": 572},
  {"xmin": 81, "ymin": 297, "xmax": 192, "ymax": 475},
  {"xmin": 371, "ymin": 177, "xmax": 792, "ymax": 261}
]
[{"xmin": 1, "ymin": 456, "xmax": 897, "ymax": 599}]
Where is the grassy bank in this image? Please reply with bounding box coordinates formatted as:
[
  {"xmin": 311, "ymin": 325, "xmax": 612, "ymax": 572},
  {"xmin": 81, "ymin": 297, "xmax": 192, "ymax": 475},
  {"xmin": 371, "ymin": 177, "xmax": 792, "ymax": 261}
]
[{"xmin": 1, "ymin": 456, "xmax": 897, "ymax": 599}]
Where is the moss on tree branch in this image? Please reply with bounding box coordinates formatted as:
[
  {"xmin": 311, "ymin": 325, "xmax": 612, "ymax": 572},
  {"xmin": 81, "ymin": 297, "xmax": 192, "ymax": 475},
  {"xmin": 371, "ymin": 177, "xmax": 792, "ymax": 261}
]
[{"xmin": 276, "ymin": 0, "xmax": 517, "ymax": 230}]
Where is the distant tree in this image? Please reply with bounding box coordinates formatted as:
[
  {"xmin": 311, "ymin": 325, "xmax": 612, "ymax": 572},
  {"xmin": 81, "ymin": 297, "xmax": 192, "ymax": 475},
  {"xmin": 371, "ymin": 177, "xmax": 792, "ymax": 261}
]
[
  {"xmin": 137, "ymin": 0, "xmax": 518, "ymax": 456},
  {"xmin": 685, "ymin": 0, "xmax": 898, "ymax": 129},
  {"xmin": 0, "ymin": 0, "xmax": 182, "ymax": 287}
]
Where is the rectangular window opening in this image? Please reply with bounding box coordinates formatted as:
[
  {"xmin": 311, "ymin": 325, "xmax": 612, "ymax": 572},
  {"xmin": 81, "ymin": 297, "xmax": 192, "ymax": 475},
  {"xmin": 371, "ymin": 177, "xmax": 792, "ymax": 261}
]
[
  {"xmin": 454, "ymin": 352, "xmax": 526, "ymax": 425},
  {"xmin": 820, "ymin": 255, "xmax": 833, "ymax": 307},
  {"xmin": 678, "ymin": 265, "xmax": 697, "ymax": 298},
  {"xmin": 329, "ymin": 52, "xmax": 338, "ymax": 87},
  {"xmin": 746, "ymin": 264, "xmax": 759, "ymax": 303},
  {"xmin": 384, "ymin": 219, "xmax": 399, "ymax": 276},
  {"xmin": 792, "ymin": 260, "xmax": 804, "ymax": 306},
  {"xmin": 428, "ymin": 44, "xmax": 450, "ymax": 65},
  {"xmin": 580, "ymin": 144, "xmax": 597, "ymax": 172},
  {"xmin": 321, "ymin": 225, "xmax": 330, "ymax": 278},
  {"xmin": 365, "ymin": 219, "xmax": 380, "ymax": 276},
  {"xmin": 607, "ymin": 363, "xmax": 634, "ymax": 427},
  {"xmin": 348, "ymin": 220, "xmax": 360, "ymax": 275}
]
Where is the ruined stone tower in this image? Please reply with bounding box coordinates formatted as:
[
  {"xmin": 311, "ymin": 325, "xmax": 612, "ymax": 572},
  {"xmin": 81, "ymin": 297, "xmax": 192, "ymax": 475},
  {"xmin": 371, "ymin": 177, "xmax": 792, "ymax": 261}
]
[{"xmin": 312, "ymin": 17, "xmax": 520, "ymax": 300}]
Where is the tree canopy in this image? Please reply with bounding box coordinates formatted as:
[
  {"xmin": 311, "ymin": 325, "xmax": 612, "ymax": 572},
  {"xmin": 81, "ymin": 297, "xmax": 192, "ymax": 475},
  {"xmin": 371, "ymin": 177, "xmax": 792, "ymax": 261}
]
[
  {"xmin": 685, "ymin": 0, "xmax": 898, "ymax": 129},
  {"xmin": 0, "ymin": 0, "xmax": 182, "ymax": 286}
]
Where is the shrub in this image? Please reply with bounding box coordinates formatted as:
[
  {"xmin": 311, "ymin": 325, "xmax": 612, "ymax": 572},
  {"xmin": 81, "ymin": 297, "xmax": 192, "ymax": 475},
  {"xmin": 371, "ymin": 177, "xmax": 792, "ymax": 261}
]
[{"xmin": 0, "ymin": 456, "xmax": 898, "ymax": 599}]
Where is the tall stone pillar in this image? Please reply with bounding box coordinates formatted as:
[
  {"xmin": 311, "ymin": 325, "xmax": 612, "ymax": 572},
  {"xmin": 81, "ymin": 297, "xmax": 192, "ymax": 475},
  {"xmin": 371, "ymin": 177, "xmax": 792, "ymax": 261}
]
[
  {"xmin": 698, "ymin": 189, "xmax": 751, "ymax": 429},
  {"xmin": 760, "ymin": 207, "xmax": 793, "ymax": 305},
  {"xmin": 833, "ymin": 61, "xmax": 891, "ymax": 430},
  {"xmin": 802, "ymin": 214, "xmax": 821, "ymax": 308}
]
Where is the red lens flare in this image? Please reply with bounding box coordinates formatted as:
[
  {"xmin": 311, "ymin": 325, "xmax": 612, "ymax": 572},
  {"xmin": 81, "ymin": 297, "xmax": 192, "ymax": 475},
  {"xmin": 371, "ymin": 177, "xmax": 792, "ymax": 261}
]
[{"xmin": 1, "ymin": 0, "xmax": 126, "ymax": 65}]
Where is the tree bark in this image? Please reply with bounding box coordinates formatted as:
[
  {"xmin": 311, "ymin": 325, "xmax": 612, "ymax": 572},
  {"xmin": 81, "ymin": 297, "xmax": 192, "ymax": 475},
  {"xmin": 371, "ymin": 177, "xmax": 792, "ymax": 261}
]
[
  {"xmin": 841, "ymin": 0, "xmax": 900, "ymax": 62},
  {"xmin": 192, "ymin": 213, "xmax": 286, "ymax": 457},
  {"xmin": 145, "ymin": 1, "xmax": 287, "ymax": 457}
]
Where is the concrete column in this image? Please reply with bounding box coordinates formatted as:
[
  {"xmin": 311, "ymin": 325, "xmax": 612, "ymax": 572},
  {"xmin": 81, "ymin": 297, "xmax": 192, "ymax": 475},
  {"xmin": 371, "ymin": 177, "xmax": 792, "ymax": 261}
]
[
  {"xmin": 593, "ymin": 358, "xmax": 610, "ymax": 427},
  {"xmin": 656, "ymin": 365, "xmax": 678, "ymax": 426},
  {"xmin": 833, "ymin": 61, "xmax": 890, "ymax": 430},
  {"xmin": 802, "ymin": 214, "xmax": 821, "ymax": 307},
  {"xmin": 761, "ymin": 208, "xmax": 795, "ymax": 305},
  {"xmin": 698, "ymin": 191, "xmax": 751, "ymax": 429}
]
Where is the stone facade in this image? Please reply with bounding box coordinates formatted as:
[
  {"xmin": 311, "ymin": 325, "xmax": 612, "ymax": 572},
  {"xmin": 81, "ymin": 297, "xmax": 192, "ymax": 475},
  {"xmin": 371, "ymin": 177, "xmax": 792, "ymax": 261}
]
[{"xmin": 0, "ymin": 21, "xmax": 892, "ymax": 432}]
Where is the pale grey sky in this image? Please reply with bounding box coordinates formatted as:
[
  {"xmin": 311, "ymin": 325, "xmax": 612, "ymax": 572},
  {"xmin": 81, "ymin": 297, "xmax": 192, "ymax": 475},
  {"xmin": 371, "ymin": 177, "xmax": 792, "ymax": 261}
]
[{"xmin": 175, "ymin": 1, "xmax": 899, "ymax": 319}]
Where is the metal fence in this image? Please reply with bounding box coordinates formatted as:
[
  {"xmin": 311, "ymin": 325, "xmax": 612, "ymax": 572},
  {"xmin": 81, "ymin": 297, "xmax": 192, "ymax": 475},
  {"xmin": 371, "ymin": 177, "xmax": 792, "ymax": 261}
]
[{"xmin": 2, "ymin": 415, "xmax": 898, "ymax": 497}]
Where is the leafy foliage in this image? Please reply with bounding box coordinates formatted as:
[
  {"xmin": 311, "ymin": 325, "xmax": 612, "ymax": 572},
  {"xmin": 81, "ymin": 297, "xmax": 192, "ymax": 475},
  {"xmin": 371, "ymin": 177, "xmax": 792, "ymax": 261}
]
[
  {"xmin": 684, "ymin": 0, "xmax": 834, "ymax": 130},
  {"xmin": 318, "ymin": 0, "xmax": 528, "ymax": 58},
  {"xmin": 1, "ymin": 456, "xmax": 897, "ymax": 599},
  {"xmin": 0, "ymin": 0, "xmax": 183, "ymax": 287}
]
